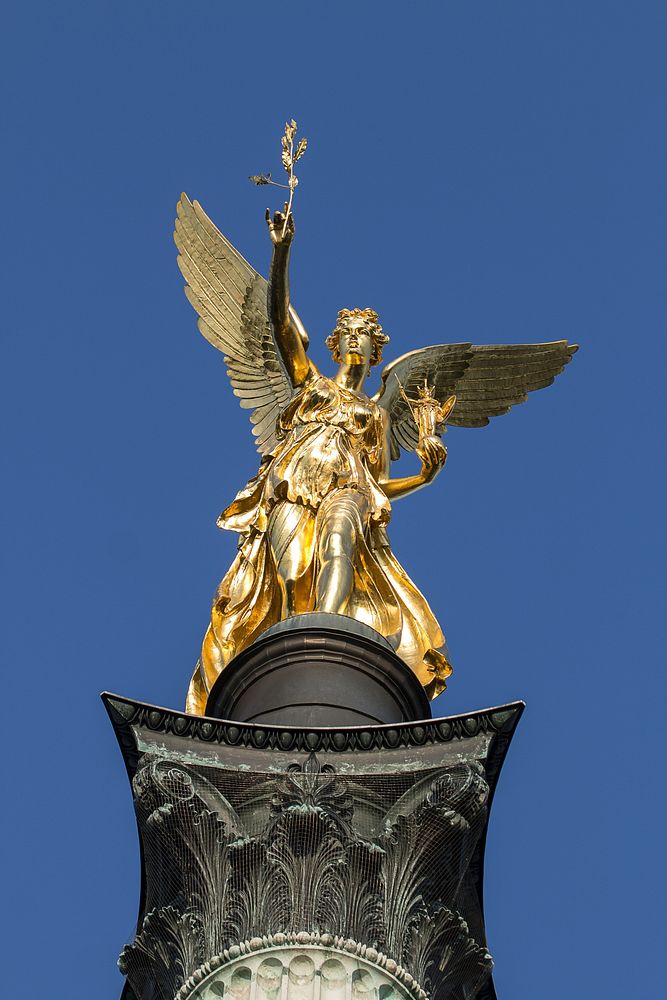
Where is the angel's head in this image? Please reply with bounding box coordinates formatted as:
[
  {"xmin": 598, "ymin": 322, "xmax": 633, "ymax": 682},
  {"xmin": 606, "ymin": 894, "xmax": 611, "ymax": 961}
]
[{"xmin": 326, "ymin": 308, "xmax": 390, "ymax": 368}]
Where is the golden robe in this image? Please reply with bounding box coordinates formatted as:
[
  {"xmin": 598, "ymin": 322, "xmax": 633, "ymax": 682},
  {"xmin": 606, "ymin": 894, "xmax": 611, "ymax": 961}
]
[{"xmin": 187, "ymin": 373, "xmax": 452, "ymax": 714}]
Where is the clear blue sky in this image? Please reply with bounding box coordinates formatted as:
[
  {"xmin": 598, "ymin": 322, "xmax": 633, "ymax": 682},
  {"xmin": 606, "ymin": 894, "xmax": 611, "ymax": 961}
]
[{"xmin": 1, "ymin": 2, "xmax": 664, "ymax": 997}]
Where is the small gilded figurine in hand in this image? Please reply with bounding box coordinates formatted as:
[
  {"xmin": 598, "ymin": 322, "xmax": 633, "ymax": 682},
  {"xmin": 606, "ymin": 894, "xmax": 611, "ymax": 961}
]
[
  {"xmin": 175, "ymin": 122, "xmax": 577, "ymax": 714},
  {"xmin": 395, "ymin": 378, "xmax": 457, "ymax": 469}
]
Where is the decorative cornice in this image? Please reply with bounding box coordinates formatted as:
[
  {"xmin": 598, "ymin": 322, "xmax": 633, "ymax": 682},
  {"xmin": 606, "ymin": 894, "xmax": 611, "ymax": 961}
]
[{"xmin": 102, "ymin": 692, "xmax": 524, "ymax": 756}]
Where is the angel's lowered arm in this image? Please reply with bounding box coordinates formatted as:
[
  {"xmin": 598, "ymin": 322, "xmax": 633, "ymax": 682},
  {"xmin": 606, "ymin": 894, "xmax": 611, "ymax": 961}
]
[
  {"xmin": 266, "ymin": 208, "xmax": 310, "ymax": 388},
  {"xmin": 376, "ymin": 410, "xmax": 447, "ymax": 500}
]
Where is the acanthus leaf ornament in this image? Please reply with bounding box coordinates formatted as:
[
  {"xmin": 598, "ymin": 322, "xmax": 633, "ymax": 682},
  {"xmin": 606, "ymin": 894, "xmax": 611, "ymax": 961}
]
[{"xmin": 119, "ymin": 749, "xmax": 495, "ymax": 1000}]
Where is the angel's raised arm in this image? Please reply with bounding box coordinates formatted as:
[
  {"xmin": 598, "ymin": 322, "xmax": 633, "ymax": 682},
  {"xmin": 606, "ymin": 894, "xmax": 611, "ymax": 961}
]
[
  {"xmin": 266, "ymin": 207, "xmax": 311, "ymax": 387},
  {"xmin": 175, "ymin": 194, "xmax": 309, "ymax": 456}
]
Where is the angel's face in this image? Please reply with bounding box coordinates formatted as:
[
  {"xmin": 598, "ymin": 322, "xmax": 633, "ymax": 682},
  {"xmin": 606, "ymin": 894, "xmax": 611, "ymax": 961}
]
[{"xmin": 337, "ymin": 319, "xmax": 373, "ymax": 367}]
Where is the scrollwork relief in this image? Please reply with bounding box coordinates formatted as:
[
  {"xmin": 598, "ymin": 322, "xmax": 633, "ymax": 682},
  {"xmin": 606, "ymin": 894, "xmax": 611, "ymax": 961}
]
[{"xmin": 120, "ymin": 753, "xmax": 492, "ymax": 1000}]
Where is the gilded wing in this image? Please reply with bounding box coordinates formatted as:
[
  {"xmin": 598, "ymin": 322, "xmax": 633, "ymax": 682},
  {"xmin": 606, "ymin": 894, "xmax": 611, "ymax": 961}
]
[
  {"xmin": 174, "ymin": 193, "xmax": 302, "ymax": 455},
  {"xmin": 375, "ymin": 342, "xmax": 578, "ymax": 460}
]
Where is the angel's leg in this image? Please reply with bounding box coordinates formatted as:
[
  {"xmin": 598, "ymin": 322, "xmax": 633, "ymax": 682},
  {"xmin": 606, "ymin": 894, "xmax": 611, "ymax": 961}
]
[
  {"xmin": 267, "ymin": 501, "xmax": 316, "ymax": 617},
  {"xmin": 315, "ymin": 489, "xmax": 367, "ymax": 614}
]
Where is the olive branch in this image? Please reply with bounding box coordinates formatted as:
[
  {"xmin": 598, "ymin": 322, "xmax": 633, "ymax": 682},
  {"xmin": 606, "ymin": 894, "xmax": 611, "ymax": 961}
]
[{"xmin": 249, "ymin": 119, "xmax": 308, "ymax": 235}]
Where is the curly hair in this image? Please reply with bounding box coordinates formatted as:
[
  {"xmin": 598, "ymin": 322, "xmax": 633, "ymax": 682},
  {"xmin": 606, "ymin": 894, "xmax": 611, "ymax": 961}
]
[{"xmin": 325, "ymin": 308, "xmax": 390, "ymax": 367}]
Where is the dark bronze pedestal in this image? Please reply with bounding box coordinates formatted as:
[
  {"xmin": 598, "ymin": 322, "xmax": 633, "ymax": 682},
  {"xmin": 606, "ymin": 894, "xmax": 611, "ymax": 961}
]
[
  {"xmin": 206, "ymin": 613, "xmax": 431, "ymax": 727},
  {"xmin": 106, "ymin": 615, "xmax": 523, "ymax": 1000}
]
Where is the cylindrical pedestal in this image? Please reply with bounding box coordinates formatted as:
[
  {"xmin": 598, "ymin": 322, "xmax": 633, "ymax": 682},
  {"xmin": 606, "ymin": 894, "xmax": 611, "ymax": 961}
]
[{"xmin": 205, "ymin": 613, "xmax": 431, "ymax": 726}]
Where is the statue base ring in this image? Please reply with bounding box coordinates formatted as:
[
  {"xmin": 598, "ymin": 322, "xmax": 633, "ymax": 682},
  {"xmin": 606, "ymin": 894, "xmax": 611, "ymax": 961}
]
[{"xmin": 205, "ymin": 613, "xmax": 431, "ymax": 727}]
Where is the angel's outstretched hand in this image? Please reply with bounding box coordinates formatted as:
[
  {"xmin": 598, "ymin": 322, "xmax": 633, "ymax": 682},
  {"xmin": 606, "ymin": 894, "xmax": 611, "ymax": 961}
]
[
  {"xmin": 416, "ymin": 435, "xmax": 447, "ymax": 484},
  {"xmin": 266, "ymin": 203, "xmax": 295, "ymax": 247}
]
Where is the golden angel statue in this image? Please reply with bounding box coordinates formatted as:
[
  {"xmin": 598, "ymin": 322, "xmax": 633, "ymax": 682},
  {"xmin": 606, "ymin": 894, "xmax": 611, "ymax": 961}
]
[{"xmin": 175, "ymin": 195, "xmax": 577, "ymax": 715}]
